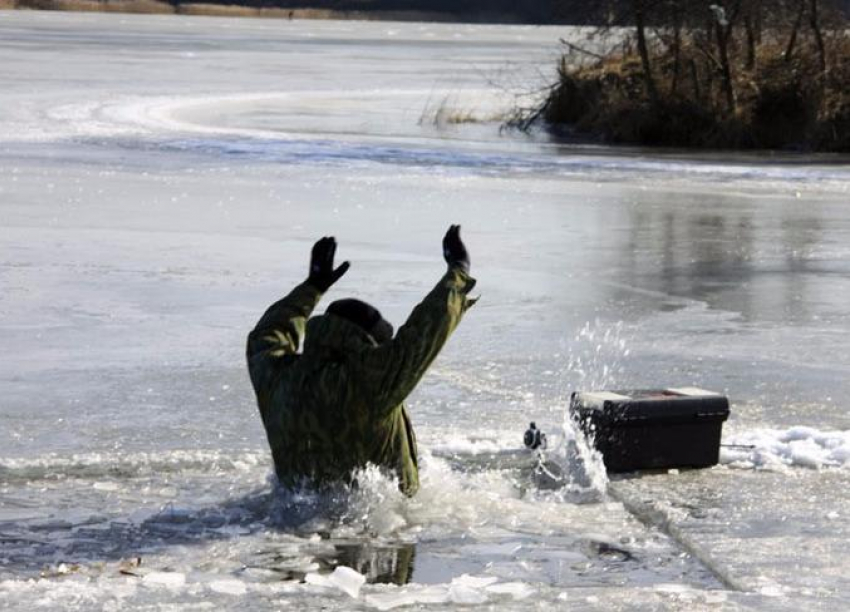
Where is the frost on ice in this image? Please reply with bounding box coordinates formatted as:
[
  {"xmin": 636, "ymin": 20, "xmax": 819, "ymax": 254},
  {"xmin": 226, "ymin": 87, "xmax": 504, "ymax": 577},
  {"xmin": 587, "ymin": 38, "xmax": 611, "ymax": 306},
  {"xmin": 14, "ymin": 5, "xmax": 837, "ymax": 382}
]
[{"xmin": 721, "ymin": 427, "xmax": 850, "ymax": 470}]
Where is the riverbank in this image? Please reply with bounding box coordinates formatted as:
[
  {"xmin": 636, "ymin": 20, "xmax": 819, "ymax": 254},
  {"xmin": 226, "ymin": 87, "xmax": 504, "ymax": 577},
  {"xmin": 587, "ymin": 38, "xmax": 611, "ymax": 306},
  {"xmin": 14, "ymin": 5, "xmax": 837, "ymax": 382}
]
[
  {"xmin": 526, "ymin": 40, "xmax": 850, "ymax": 152},
  {"xmin": 2, "ymin": 1, "xmax": 523, "ymax": 22},
  {"xmin": 516, "ymin": 0, "xmax": 850, "ymax": 153}
]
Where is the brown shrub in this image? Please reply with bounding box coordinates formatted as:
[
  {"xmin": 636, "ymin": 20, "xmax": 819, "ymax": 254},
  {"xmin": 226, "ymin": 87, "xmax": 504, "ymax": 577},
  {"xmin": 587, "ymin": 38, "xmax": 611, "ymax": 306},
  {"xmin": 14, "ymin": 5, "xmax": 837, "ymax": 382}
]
[
  {"xmin": 532, "ymin": 31, "xmax": 850, "ymax": 151},
  {"xmin": 751, "ymin": 82, "xmax": 818, "ymax": 148},
  {"xmin": 177, "ymin": 3, "xmax": 258, "ymax": 17},
  {"xmin": 103, "ymin": 0, "xmax": 173, "ymax": 13},
  {"xmin": 15, "ymin": 0, "xmax": 173, "ymax": 12}
]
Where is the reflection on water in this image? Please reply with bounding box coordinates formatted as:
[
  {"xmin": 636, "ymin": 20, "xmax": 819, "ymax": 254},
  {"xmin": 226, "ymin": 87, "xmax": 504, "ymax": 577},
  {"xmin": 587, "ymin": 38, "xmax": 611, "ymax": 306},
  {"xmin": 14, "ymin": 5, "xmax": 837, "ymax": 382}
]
[
  {"xmin": 248, "ymin": 538, "xmax": 416, "ymax": 585},
  {"xmin": 333, "ymin": 542, "xmax": 416, "ymax": 585},
  {"xmin": 612, "ymin": 190, "xmax": 850, "ymax": 325}
]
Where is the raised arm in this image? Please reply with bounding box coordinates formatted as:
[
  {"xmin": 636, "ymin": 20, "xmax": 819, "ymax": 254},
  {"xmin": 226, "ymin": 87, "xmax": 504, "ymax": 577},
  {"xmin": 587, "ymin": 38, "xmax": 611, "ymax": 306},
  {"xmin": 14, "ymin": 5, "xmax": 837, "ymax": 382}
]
[
  {"xmin": 356, "ymin": 226, "xmax": 477, "ymax": 414},
  {"xmin": 246, "ymin": 237, "xmax": 349, "ymax": 386},
  {"xmin": 246, "ymin": 281, "xmax": 323, "ymax": 362}
]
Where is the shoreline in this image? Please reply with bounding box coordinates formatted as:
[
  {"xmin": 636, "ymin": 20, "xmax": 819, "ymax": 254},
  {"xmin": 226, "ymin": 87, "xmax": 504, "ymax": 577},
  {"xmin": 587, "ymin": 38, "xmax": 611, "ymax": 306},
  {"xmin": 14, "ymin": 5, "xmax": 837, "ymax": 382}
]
[{"xmin": 1, "ymin": 2, "xmax": 527, "ymax": 23}]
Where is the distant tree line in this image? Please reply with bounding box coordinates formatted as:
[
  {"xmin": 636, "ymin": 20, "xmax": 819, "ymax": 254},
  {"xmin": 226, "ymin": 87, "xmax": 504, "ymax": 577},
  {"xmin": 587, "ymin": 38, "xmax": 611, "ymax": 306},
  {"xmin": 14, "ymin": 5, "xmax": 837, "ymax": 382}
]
[
  {"xmin": 23, "ymin": 0, "xmax": 846, "ymax": 25},
  {"xmin": 158, "ymin": 0, "xmax": 559, "ymax": 23}
]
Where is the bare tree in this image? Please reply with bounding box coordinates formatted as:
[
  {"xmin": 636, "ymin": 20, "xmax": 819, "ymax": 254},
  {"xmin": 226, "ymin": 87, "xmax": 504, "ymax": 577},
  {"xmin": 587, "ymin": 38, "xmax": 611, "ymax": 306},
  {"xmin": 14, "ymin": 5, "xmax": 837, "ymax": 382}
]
[
  {"xmin": 710, "ymin": 2, "xmax": 741, "ymax": 114},
  {"xmin": 809, "ymin": 0, "xmax": 828, "ymax": 72},
  {"xmin": 633, "ymin": 0, "xmax": 660, "ymax": 102}
]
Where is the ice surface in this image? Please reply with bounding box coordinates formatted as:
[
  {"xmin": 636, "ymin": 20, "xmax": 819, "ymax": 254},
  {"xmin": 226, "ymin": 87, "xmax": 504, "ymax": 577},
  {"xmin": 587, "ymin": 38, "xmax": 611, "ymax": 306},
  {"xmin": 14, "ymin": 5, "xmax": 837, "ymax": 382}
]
[
  {"xmin": 207, "ymin": 579, "xmax": 248, "ymax": 596},
  {"xmin": 721, "ymin": 427, "xmax": 850, "ymax": 470},
  {"xmin": 142, "ymin": 571, "xmax": 187, "ymax": 588},
  {"xmin": 447, "ymin": 583, "xmax": 488, "ymax": 604},
  {"xmin": 363, "ymin": 575, "xmax": 527, "ymax": 610},
  {"xmin": 365, "ymin": 584, "xmax": 452, "ymax": 610},
  {"xmin": 2, "ymin": 9, "xmax": 850, "ymax": 612},
  {"xmin": 485, "ymin": 582, "xmax": 536, "ymax": 599},
  {"xmin": 305, "ymin": 566, "xmax": 366, "ymax": 598}
]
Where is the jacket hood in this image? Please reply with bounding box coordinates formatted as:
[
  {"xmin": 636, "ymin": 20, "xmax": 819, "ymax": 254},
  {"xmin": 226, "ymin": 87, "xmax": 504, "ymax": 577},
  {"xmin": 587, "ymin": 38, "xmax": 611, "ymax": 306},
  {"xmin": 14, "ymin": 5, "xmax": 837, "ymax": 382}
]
[{"xmin": 303, "ymin": 312, "xmax": 380, "ymax": 358}]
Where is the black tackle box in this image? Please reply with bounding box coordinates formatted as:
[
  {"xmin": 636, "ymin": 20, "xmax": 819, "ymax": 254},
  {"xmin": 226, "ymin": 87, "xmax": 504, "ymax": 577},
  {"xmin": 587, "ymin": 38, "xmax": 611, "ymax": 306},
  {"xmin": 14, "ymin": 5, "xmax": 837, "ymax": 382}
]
[{"xmin": 569, "ymin": 388, "xmax": 730, "ymax": 472}]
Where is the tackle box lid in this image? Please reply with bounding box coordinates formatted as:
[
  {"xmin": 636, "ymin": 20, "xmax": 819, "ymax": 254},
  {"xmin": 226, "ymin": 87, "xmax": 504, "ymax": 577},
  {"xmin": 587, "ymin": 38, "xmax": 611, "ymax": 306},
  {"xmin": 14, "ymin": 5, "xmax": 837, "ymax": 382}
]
[{"xmin": 570, "ymin": 388, "xmax": 730, "ymax": 423}]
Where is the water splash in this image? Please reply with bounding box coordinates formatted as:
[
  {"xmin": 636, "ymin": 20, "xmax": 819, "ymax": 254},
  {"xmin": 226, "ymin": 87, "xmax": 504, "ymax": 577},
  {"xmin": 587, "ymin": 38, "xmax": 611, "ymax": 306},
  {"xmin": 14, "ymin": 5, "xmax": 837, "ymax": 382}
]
[
  {"xmin": 564, "ymin": 319, "xmax": 632, "ymax": 391},
  {"xmin": 541, "ymin": 320, "xmax": 637, "ymax": 497}
]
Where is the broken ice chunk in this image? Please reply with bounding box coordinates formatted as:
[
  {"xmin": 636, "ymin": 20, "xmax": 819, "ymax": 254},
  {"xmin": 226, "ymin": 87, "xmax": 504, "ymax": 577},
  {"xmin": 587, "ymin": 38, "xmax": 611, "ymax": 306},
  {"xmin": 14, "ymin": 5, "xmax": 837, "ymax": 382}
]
[
  {"xmin": 450, "ymin": 574, "xmax": 498, "ymax": 589},
  {"xmin": 485, "ymin": 582, "xmax": 535, "ymax": 599},
  {"xmin": 305, "ymin": 566, "xmax": 366, "ymax": 598},
  {"xmin": 447, "ymin": 583, "xmax": 487, "ymax": 605},
  {"xmin": 364, "ymin": 585, "xmax": 450, "ymax": 611}
]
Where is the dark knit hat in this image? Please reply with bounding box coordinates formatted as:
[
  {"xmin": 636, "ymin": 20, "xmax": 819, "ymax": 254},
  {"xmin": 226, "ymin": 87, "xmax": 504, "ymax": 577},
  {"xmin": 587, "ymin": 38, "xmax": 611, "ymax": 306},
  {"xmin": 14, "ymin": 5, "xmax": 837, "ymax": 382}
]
[{"xmin": 327, "ymin": 298, "xmax": 394, "ymax": 345}]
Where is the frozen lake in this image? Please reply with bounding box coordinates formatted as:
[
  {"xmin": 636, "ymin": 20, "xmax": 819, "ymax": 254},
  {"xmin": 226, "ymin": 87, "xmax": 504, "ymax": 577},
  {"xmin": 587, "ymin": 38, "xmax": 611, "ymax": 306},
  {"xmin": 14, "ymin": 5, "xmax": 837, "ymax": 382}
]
[{"xmin": 1, "ymin": 10, "xmax": 850, "ymax": 610}]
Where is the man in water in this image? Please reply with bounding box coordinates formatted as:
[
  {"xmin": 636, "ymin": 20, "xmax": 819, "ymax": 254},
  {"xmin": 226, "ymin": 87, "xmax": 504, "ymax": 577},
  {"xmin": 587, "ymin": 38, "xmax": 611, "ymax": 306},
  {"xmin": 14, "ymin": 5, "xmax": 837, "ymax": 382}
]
[{"xmin": 246, "ymin": 226, "xmax": 476, "ymax": 496}]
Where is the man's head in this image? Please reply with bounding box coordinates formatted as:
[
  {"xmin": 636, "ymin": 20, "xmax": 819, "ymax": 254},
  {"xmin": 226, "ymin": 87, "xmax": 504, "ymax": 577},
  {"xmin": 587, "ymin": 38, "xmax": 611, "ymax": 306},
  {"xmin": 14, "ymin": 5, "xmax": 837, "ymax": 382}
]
[{"xmin": 327, "ymin": 298, "xmax": 394, "ymax": 345}]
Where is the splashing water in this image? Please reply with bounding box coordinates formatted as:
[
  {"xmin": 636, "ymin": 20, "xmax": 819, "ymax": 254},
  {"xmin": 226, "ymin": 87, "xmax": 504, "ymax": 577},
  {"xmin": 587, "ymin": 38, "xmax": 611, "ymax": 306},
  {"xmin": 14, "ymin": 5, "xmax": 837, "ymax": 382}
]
[
  {"xmin": 565, "ymin": 320, "xmax": 632, "ymax": 392},
  {"xmin": 536, "ymin": 319, "xmax": 638, "ymax": 496},
  {"xmin": 427, "ymin": 319, "xmax": 636, "ymax": 501}
]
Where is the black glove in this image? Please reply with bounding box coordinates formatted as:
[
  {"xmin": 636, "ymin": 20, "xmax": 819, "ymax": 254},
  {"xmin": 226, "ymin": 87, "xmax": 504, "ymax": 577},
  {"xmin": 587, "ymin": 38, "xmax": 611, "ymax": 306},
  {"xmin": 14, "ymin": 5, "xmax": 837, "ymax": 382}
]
[
  {"xmin": 307, "ymin": 236, "xmax": 350, "ymax": 292},
  {"xmin": 442, "ymin": 224, "xmax": 470, "ymax": 273}
]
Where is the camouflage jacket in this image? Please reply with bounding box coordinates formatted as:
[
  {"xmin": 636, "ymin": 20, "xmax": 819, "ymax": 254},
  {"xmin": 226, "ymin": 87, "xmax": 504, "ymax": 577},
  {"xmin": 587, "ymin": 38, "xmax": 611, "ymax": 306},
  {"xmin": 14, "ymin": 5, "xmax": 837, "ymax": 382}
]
[{"xmin": 246, "ymin": 267, "xmax": 476, "ymax": 496}]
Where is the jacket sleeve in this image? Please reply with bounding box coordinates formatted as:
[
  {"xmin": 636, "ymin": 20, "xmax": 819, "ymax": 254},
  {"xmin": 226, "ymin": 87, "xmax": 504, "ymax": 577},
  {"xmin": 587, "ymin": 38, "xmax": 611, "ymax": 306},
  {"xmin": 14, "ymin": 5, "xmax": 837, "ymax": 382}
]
[
  {"xmin": 357, "ymin": 267, "xmax": 477, "ymax": 415},
  {"xmin": 246, "ymin": 281, "xmax": 322, "ymax": 383}
]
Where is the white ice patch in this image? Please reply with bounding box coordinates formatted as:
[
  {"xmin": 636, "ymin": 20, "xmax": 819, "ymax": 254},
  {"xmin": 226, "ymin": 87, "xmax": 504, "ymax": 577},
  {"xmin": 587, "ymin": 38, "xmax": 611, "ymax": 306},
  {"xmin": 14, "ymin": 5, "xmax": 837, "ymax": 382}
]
[
  {"xmin": 305, "ymin": 566, "xmax": 366, "ymax": 598},
  {"xmin": 0, "ymin": 449, "xmax": 268, "ymax": 481},
  {"xmin": 721, "ymin": 427, "xmax": 850, "ymax": 470},
  {"xmin": 142, "ymin": 571, "xmax": 186, "ymax": 588},
  {"xmin": 450, "ymin": 574, "xmax": 498, "ymax": 589},
  {"xmin": 365, "ymin": 584, "xmax": 451, "ymax": 610},
  {"xmin": 207, "ymin": 579, "xmax": 248, "ymax": 596},
  {"xmin": 363, "ymin": 575, "xmax": 533, "ymax": 610},
  {"xmin": 427, "ymin": 430, "xmax": 518, "ymax": 455},
  {"xmin": 485, "ymin": 582, "xmax": 535, "ymax": 599}
]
